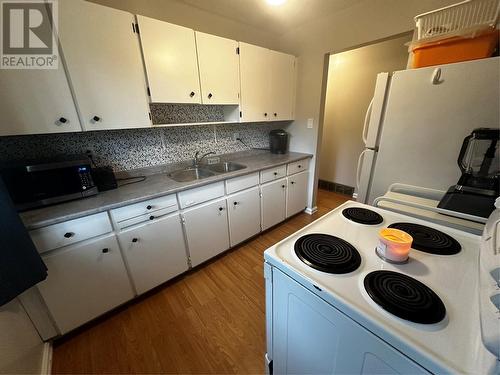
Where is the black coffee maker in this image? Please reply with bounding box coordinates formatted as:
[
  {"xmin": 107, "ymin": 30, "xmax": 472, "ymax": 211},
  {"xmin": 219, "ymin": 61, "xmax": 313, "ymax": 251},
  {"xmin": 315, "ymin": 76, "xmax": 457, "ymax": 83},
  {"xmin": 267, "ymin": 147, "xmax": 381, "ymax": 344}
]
[
  {"xmin": 438, "ymin": 128, "xmax": 499, "ymax": 219},
  {"xmin": 269, "ymin": 129, "xmax": 288, "ymax": 154}
]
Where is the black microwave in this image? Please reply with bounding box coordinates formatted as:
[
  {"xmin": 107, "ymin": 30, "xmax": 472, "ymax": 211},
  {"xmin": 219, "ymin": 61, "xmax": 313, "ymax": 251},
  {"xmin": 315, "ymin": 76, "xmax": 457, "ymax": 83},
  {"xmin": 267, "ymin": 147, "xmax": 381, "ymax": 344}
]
[{"xmin": 0, "ymin": 155, "xmax": 98, "ymax": 211}]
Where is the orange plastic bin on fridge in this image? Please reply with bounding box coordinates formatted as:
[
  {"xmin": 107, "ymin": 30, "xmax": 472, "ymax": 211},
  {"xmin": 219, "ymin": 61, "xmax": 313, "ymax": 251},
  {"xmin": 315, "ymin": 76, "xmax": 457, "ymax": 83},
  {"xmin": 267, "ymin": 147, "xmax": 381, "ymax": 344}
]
[{"xmin": 411, "ymin": 29, "xmax": 499, "ymax": 68}]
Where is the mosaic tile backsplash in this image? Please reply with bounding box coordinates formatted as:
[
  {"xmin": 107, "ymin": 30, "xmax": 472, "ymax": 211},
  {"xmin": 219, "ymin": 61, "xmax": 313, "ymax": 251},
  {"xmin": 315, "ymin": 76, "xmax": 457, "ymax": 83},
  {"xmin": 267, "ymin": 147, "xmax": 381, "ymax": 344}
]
[
  {"xmin": 0, "ymin": 122, "xmax": 286, "ymax": 171},
  {"xmin": 149, "ymin": 103, "xmax": 225, "ymax": 124}
]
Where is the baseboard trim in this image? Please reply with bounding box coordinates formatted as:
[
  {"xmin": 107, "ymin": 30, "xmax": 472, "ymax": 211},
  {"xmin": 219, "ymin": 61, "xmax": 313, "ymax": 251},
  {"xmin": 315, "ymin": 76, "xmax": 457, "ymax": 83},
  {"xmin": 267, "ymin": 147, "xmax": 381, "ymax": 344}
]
[
  {"xmin": 41, "ymin": 342, "xmax": 52, "ymax": 375},
  {"xmin": 305, "ymin": 206, "xmax": 317, "ymax": 215}
]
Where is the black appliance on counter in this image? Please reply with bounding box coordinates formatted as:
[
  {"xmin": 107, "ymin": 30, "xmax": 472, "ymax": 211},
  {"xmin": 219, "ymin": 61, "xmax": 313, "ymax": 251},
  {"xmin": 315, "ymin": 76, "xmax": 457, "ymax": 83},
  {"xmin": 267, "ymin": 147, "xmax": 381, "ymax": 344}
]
[
  {"xmin": 438, "ymin": 128, "xmax": 499, "ymax": 219},
  {"xmin": 0, "ymin": 155, "xmax": 98, "ymax": 211},
  {"xmin": 270, "ymin": 129, "xmax": 289, "ymax": 154}
]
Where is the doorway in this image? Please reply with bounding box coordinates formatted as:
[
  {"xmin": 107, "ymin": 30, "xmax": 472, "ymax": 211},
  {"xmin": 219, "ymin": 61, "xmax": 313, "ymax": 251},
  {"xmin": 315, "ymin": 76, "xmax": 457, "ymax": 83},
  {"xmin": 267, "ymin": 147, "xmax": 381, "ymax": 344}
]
[{"xmin": 318, "ymin": 33, "xmax": 412, "ymax": 197}]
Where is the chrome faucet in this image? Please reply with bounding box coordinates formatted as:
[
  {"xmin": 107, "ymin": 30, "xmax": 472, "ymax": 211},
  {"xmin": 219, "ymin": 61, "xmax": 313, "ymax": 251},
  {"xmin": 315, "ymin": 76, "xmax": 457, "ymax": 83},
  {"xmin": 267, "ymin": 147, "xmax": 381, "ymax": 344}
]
[{"xmin": 193, "ymin": 151, "xmax": 216, "ymax": 167}]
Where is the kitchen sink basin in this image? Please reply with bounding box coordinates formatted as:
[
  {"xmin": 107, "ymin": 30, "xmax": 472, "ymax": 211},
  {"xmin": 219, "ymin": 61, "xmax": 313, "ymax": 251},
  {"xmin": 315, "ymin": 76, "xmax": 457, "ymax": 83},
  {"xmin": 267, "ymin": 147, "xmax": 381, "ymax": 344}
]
[
  {"xmin": 168, "ymin": 162, "xmax": 247, "ymax": 182},
  {"xmin": 206, "ymin": 162, "xmax": 247, "ymax": 174},
  {"xmin": 168, "ymin": 167, "xmax": 216, "ymax": 182}
]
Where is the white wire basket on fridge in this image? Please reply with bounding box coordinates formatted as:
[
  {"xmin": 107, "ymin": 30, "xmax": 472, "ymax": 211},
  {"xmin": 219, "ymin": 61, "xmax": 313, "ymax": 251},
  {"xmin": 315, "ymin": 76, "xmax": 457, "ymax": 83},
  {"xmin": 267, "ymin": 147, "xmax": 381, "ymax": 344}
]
[{"xmin": 414, "ymin": 0, "xmax": 500, "ymax": 42}]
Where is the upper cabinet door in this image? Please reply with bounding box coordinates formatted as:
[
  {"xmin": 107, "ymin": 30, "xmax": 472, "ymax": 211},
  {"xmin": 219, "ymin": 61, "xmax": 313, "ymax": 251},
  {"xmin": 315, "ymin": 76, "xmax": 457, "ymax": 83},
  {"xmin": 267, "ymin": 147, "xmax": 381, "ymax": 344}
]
[
  {"xmin": 0, "ymin": 2, "xmax": 81, "ymax": 137},
  {"xmin": 270, "ymin": 50, "xmax": 296, "ymax": 121},
  {"xmin": 0, "ymin": 69, "xmax": 82, "ymax": 136},
  {"xmin": 58, "ymin": 0, "xmax": 150, "ymax": 131},
  {"xmin": 239, "ymin": 42, "xmax": 271, "ymax": 122},
  {"xmin": 195, "ymin": 32, "xmax": 239, "ymax": 105},
  {"xmin": 137, "ymin": 16, "xmax": 201, "ymax": 104}
]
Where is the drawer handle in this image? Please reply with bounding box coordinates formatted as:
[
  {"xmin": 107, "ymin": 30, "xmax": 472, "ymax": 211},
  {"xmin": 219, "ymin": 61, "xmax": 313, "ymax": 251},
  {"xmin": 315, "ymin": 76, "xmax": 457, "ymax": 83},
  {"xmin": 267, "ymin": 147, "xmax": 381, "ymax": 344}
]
[
  {"xmin": 59, "ymin": 117, "xmax": 68, "ymax": 124},
  {"xmin": 64, "ymin": 232, "xmax": 74, "ymax": 238},
  {"xmin": 233, "ymin": 201, "xmax": 239, "ymax": 206},
  {"xmin": 218, "ymin": 207, "xmax": 225, "ymax": 211},
  {"xmin": 146, "ymin": 205, "xmax": 152, "ymax": 210},
  {"xmin": 291, "ymin": 181, "xmax": 295, "ymax": 185},
  {"xmin": 102, "ymin": 248, "xmax": 109, "ymax": 254},
  {"xmin": 208, "ymin": 93, "xmax": 213, "ymax": 99},
  {"xmin": 298, "ymin": 165, "xmax": 302, "ymax": 168},
  {"xmin": 132, "ymin": 238, "xmax": 138, "ymax": 243},
  {"xmin": 273, "ymin": 172, "xmax": 278, "ymax": 176},
  {"xmin": 149, "ymin": 215, "xmax": 155, "ymax": 221},
  {"xmin": 281, "ymin": 185, "xmax": 286, "ymax": 189},
  {"xmin": 190, "ymin": 91, "xmax": 195, "ymax": 97}
]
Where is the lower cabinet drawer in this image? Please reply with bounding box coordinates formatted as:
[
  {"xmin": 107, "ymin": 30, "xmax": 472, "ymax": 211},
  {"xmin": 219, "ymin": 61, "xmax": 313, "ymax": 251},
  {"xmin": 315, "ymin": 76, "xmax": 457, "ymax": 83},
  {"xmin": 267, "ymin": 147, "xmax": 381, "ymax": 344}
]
[
  {"xmin": 260, "ymin": 165, "xmax": 287, "ymax": 184},
  {"xmin": 115, "ymin": 205, "xmax": 179, "ymax": 230},
  {"xmin": 110, "ymin": 194, "xmax": 178, "ymax": 223},
  {"xmin": 178, "ymin": 181, "xmax": 225, "ymax": 209},
  {"xmin": 30, "ymin": 212, "xmax": 112, "ymax": 254},
  {"xmin": 226, "ymin": 172, "xmax": 259, "ymax": 194},
  {"xmin": 287, "ymin": 159, "xmax": 309, "ymax": 175},
  {"xmin": 117, "ymin": 214, "xmax": 189, "ymax": 295},
  {"xmin": 37, "ymin": 234, "xmax": 134, "ymax": 334}
]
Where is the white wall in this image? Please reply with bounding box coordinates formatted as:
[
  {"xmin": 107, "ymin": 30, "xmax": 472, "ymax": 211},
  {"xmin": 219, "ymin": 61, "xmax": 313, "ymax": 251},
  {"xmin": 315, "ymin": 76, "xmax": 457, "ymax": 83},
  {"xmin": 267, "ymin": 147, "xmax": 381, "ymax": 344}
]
[
  {"xmin": 278, "ymin": 0, "xmax": 459, "ymax": 209},
  {"xmin": 320, "ymin": 34, "xmax": 410, "ymax": 187},
  {"xmin": 0, "ymin": 299, "xmax": 45, "ymax": 374}
]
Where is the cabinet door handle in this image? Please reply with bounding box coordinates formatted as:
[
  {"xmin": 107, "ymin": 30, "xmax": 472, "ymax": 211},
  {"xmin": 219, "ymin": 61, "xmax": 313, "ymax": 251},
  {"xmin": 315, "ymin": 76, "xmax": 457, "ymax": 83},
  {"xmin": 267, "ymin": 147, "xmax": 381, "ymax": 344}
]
[
  {"xmin": 273, "ymin": 172, "xmax": 278, "ymax": 176},
  {"xmin": 146, "ymin": 205, "xmax": 152, "ymax": 210},
  {"xmin": 149, "ymin": 215, "xmax": 155, "ymax": 220},
  {"xmin": 102, "ymin": 248, "xmax": 109, "ymax": 253},
  {"xmin": 281, "ymin": 185, "xmax": 286, "ymax": 189},
  {"xmin": 298, "ymin": 165, "xmax": 302, "ymax": 168},
  {"xmin": 190, "ymin": 91, "xmax": 196, "ymax": 97},
  {"xmin": 264, "ymin": 113, "xmax": 268, "ymax": 117},
  {"xmin": 208, "ymin": 93, "xmax": 213, "ymax": 99},
  {"xmin": 274, "ymin": 113, "xmax": 277, "ymax": 117},
  {"xmin": 59, "ymin": 117, "xmax": 68, "ymax": 124},
  {"xmin": 291, "ymin": 181, "xmax": 295, "ymax": 185},
  {"xmin": 132, "ymin": 238, "xmax": 138, "ymax": 243},
  {"xmin": 233, "ymin": 201, "xmax": 239, "ymax": 206},
  {"xmin": 218, "ymin": 207, "xmax": 225, "ymax": 211},
  {"xmin": 64, "ymin": 232, "xmax": 74, "ymax": 238}
]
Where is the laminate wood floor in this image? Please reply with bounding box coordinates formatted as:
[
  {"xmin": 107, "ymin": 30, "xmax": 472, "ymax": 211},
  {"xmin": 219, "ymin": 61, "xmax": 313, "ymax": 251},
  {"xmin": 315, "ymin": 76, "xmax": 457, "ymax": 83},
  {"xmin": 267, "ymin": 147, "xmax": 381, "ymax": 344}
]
[{"xmin": 52, "ymin": 189, "xmax": 350, "ymax": 374}]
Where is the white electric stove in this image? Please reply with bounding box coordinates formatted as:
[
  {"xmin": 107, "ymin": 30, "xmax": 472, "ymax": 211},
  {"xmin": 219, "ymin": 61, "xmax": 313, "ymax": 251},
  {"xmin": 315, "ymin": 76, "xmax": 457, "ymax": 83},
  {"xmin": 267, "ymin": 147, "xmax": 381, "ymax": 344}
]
[{"xmin": 264, "ymin": 201, "xmax": 500, "ymax": 374}]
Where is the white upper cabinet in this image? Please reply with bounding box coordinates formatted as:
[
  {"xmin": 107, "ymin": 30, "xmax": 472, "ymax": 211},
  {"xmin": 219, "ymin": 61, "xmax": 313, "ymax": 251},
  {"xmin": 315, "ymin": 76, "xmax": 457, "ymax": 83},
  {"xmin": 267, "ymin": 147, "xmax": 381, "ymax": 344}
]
[
  {"xmin": 270, "ymin": 50, "xmax": 296, "ymax": 121},
  {"xmin": 195, "ymin": 32, "xmax": 240, "ymax": 105},
  {"xmin": 0, "ymin": 1, "xmax": 81, "ymax": 137},
  {"xmin": 137, "ymin": 16, "xmax": 201, "ymax": 104},
  {"xmin": 57, "ymin": 0, "xmax": 150, "ymax": 131},
  {"xmin": 239, "ymin": 42, "xmax": 271, "ymax": 122},
  {"xmin": 239, "ymin": 42, "xmax": 296, "ymax": 122},
  {"xmin": 0, "ymin": 69, "xmax": 82, "ymax": 136}
]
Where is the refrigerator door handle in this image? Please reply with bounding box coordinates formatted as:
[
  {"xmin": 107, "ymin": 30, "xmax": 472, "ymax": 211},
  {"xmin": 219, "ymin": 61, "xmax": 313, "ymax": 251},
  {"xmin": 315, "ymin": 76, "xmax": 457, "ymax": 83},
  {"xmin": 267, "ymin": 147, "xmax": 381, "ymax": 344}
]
[
  {"xmin": 362, "ymin": 98, "xmax": 374, "ymax": 145},
  {"xmin": 356, "ymin": 149, "xmax": 369, "ymax": 189}
]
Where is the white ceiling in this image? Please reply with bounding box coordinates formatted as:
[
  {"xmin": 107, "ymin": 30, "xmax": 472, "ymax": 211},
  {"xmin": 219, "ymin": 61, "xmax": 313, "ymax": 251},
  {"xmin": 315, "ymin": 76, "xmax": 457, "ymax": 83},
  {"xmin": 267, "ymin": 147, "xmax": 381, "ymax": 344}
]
[{"xmin": 178, "ymin": 0, "xmax": 363, "ymax": 35}]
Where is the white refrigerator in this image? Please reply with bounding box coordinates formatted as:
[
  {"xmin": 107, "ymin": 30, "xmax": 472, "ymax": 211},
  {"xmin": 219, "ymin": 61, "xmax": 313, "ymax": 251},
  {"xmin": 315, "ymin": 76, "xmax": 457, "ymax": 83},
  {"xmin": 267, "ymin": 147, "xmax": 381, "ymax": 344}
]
[{"xmin": 356, "ymin": 56, "xmax": 500, "ymax": 205}]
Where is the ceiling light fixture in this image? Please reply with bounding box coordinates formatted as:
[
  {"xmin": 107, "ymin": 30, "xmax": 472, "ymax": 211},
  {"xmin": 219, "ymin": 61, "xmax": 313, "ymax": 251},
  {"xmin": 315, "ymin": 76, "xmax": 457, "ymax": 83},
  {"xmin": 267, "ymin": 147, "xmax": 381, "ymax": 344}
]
[{"xmin": 266, "ymin": 0, "xmax": 286, "ymax": 6}]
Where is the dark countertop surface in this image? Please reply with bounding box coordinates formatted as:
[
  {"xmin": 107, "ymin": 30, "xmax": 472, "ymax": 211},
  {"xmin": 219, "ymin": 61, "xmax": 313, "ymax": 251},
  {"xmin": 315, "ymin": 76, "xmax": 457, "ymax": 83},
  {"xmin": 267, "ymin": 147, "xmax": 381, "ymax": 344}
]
[{"xmin": 21, "ymin": 150, "xmax": 313, "ymax": 230}]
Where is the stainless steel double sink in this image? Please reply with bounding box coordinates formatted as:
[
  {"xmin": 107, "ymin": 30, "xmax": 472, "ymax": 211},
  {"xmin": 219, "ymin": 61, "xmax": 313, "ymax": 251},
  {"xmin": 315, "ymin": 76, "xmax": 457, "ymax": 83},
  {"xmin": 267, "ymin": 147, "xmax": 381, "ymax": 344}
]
[{"xmin": 168, "ymin": 162, "xmax": 247, "ymax": 182}]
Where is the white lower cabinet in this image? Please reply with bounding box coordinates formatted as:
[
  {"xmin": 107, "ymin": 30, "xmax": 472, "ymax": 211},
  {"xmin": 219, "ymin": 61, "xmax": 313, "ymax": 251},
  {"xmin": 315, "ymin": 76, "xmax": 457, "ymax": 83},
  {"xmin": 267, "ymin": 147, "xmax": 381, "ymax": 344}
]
[
  {"xmin": 286, "ymin": 171, "xmax": 309, "ymax": 218},
  {"xmin": 227, "ymin": 186, "xmax": 261, "ymax": 247},
  {"xmin": 117, "ymin": 214, "xmax": 189, "ymax": 295},
  {"xmin": 183, "ymin": 198, "xmax": 230, "ymax": 267},
  {"xmin": 261, "ymin": 178, "xmax": 287, "ymax": 231},
  {"xmin": 36, "ymin": 234, "xmax": 134, "ymax": 334}
]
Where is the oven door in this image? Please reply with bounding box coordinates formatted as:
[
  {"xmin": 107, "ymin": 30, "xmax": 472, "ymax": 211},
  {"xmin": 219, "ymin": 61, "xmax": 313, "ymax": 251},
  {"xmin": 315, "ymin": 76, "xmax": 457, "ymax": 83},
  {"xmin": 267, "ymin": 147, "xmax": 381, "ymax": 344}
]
[{"xmin": 271, "ymin": 268, "xmax": 430, "ymax": 374}]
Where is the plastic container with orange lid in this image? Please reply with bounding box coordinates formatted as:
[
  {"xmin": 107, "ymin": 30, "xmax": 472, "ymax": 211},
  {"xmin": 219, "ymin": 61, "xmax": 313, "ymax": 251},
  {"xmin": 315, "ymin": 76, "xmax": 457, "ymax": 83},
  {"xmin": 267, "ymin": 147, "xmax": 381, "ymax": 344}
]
[
  {"xmin": 376, "ymin": 228, "xmax": 413, "ymax": 264},
  {"xmin": 411, "ymin": 28, "xmax": 499, "ymax": 68}
]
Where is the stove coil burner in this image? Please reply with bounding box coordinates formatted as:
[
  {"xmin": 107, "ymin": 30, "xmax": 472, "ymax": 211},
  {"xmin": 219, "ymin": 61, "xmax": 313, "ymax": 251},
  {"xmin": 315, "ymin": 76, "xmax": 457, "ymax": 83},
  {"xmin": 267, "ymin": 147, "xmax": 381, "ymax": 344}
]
[
  {"xmin": 294, "ymin": 234, "xmax": 361, "ymax": 274},
  {"xmin": 388, "ymin": 222, "xmax": 461, "ymax": 255},
  {"xmin": 342, "ymin": 207, "xmax": 383, "ymax": 225},
  {"xmin": 364, "ymin": 270, "xmax": 446, "ymax": 324}
]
